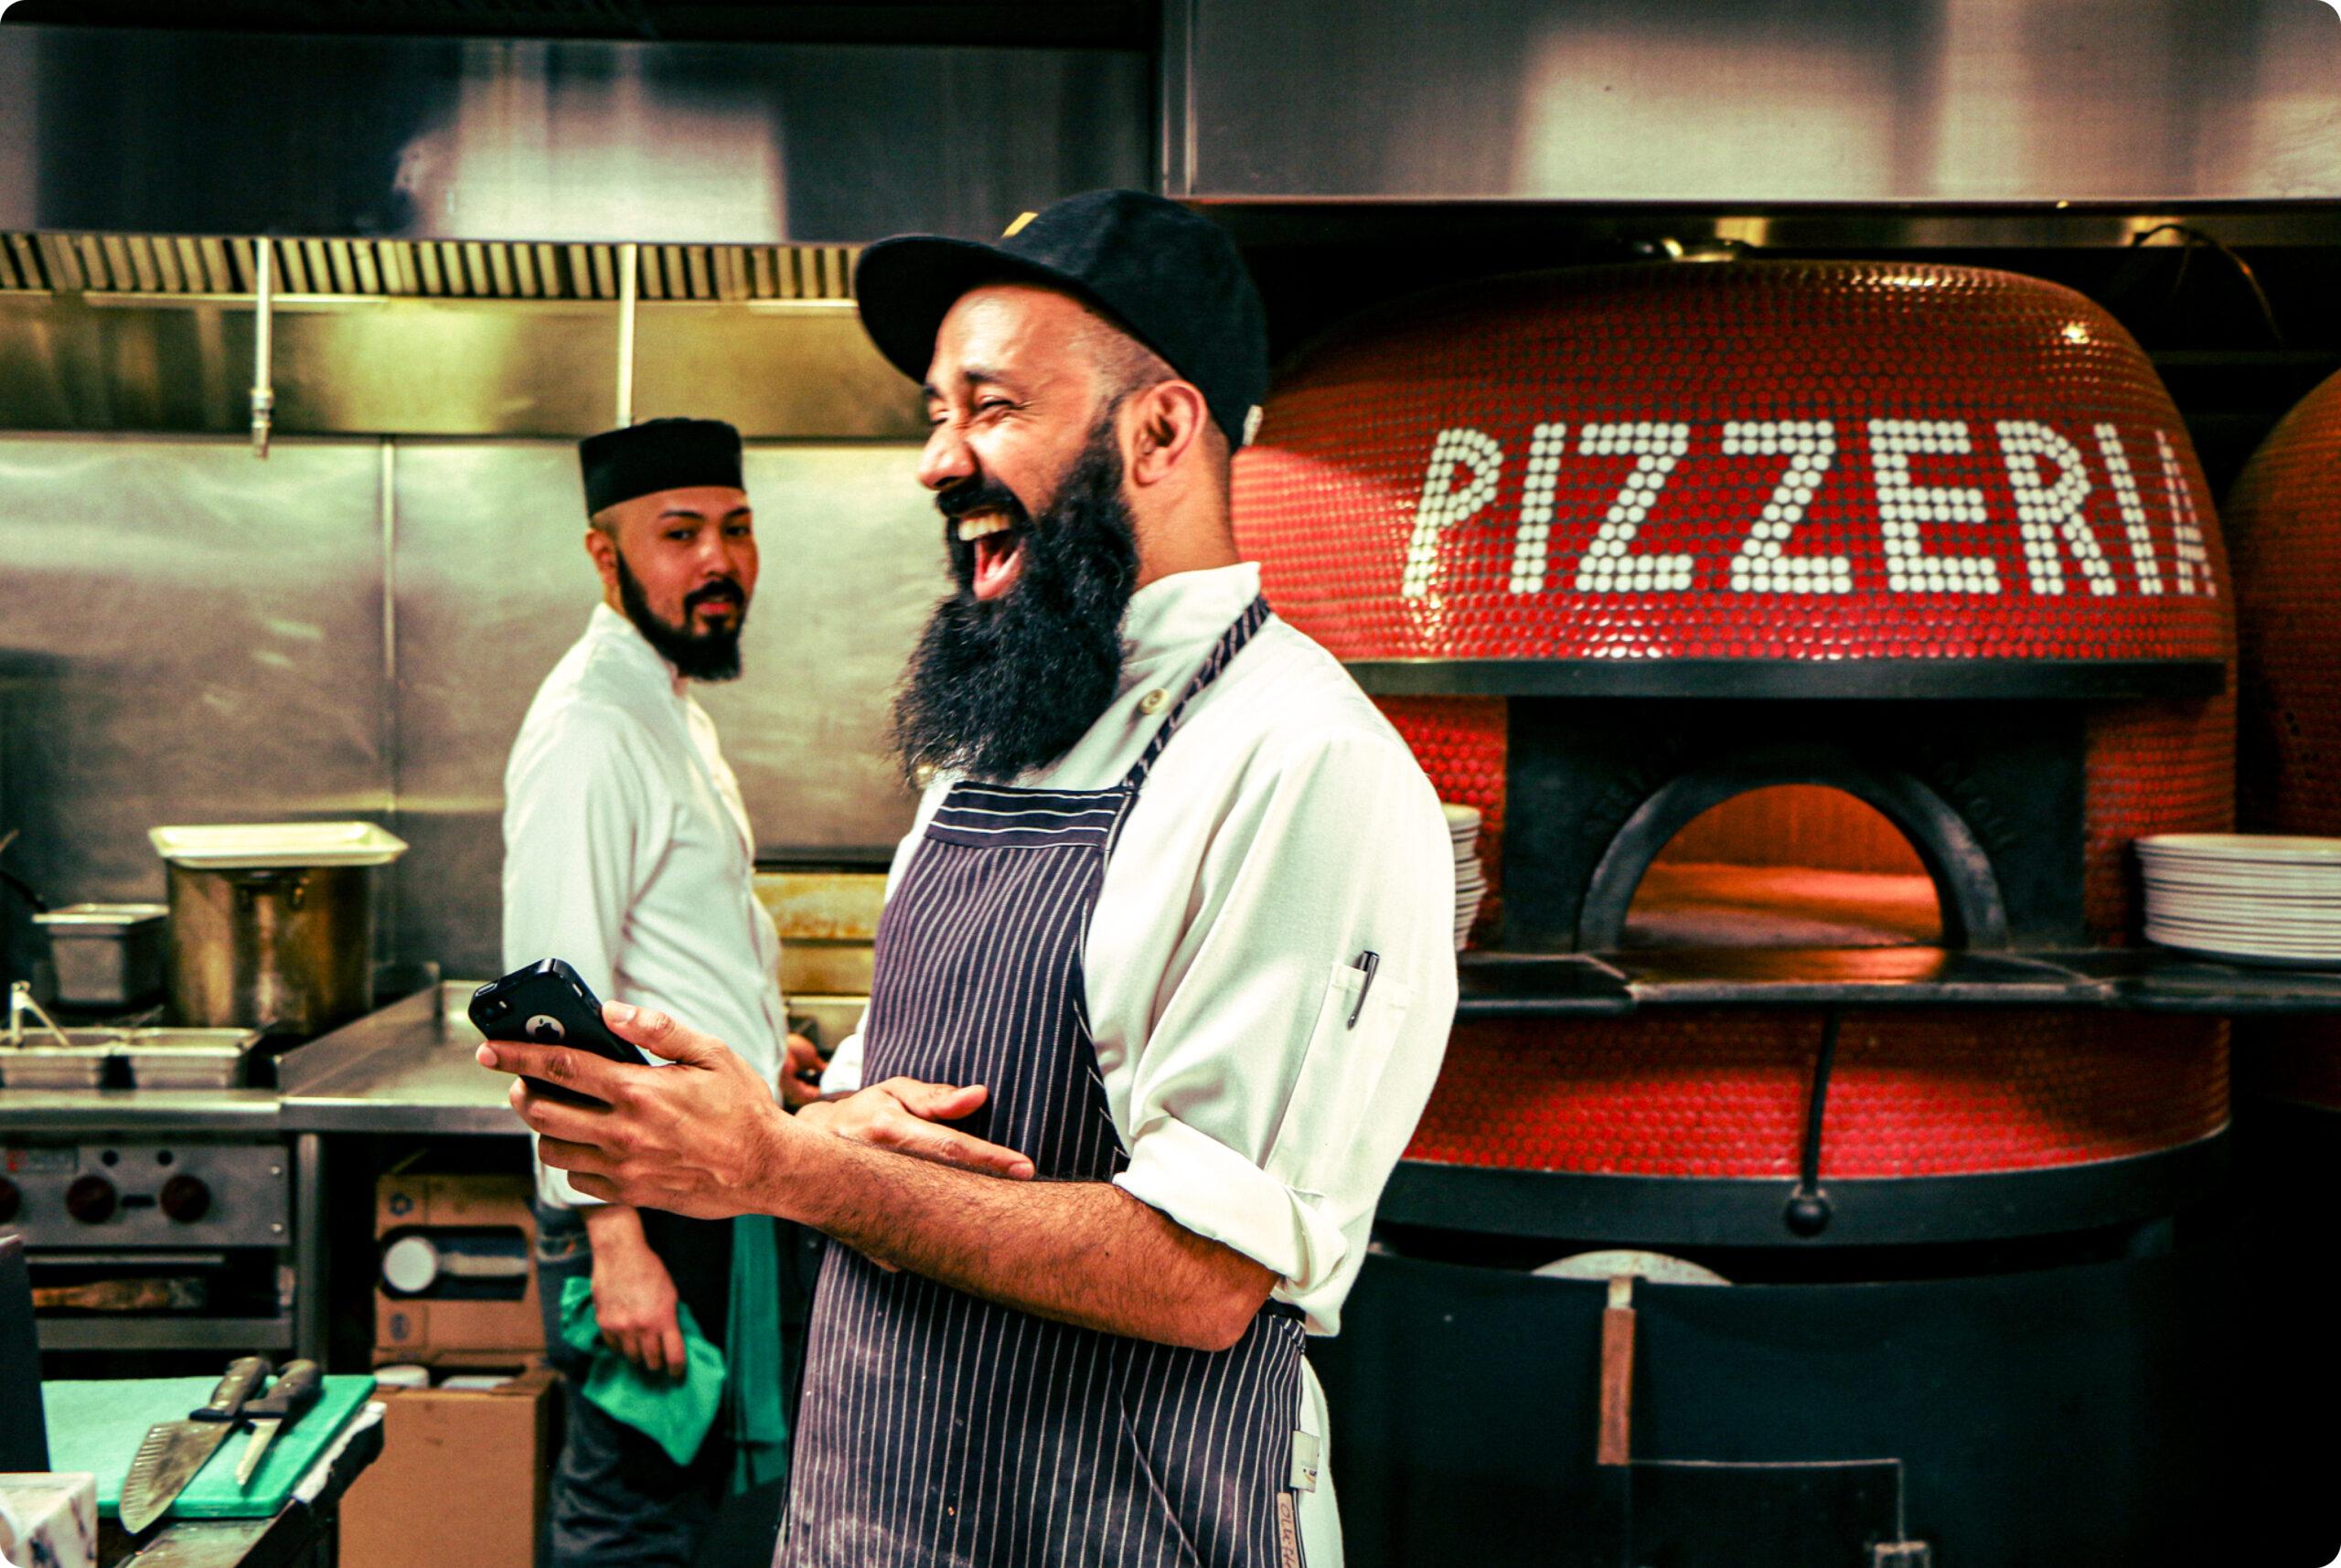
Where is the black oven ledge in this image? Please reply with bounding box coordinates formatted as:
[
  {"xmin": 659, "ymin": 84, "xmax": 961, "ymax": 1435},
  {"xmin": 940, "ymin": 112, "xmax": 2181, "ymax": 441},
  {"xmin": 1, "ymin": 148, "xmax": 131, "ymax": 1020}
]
[{"xmin": 1456, "ymin": 945, "xmax": 2341, "ymax": 1017}]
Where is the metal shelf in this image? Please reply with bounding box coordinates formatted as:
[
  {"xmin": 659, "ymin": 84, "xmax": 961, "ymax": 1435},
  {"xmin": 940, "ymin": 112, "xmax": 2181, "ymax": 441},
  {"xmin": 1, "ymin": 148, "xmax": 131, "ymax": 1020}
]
[
  {"xmin": 1346, "ymin": 657, "xmax": 2226, "ymax": 702},
  {"xmin": 1456, "ymin": 945, "xmax": 2341, "ymax": 1018},
  {"xmin": 35, "ymin": 1314, "xmax": 294, "ymax": 1352}
]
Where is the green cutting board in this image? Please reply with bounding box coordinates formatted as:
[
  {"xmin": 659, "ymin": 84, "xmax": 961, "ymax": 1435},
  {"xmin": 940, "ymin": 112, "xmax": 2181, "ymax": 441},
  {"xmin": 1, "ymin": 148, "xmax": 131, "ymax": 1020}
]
[{"xmin": 43, "ymin": 1373, "xmax": 377, "ymax": 1520}]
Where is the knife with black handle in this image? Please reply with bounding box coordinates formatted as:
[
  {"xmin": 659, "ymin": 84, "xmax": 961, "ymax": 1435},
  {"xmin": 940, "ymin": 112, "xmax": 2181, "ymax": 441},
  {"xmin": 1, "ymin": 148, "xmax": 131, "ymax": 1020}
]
[
  {"xmin": 234, "ymin": 1359, "xmax": 323, "ymax": 1487},
  {"xmin": 119, "ymin": 1355, "xmax": 270, "ymax": 1533}
]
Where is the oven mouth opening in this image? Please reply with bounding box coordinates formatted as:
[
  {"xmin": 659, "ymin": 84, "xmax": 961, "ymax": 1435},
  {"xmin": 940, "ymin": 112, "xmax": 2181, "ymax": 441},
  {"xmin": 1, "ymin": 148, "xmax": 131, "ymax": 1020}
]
[
  {"xmin": 1624, "ymin": 785, "xmax": 1942, "ymax": 950},
  {"xmin": 1577, "ymin": 746, "xmax": 2013, "ymax": 953}
]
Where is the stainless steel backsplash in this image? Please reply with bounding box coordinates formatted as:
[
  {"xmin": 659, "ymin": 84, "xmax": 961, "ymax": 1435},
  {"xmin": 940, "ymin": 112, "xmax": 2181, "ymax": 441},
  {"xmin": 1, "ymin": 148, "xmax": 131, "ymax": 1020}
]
[{"xmin": 0, "ymin": 434, "xmax": 939, "ymax": 981}]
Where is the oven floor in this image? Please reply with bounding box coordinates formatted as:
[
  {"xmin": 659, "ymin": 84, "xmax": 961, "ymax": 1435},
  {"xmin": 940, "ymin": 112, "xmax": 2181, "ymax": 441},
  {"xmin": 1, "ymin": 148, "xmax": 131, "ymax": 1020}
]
[{"xmin": 1623, "ymin": 862, "xmax": 1942, "ymax": 948}]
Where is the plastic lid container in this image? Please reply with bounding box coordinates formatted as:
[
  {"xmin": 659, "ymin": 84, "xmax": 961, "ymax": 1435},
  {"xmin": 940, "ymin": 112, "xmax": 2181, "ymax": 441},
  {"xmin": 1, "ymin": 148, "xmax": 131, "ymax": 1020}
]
[{"xmin": 149, "ymin": 823, "xmax": 409, "ymax": 869}]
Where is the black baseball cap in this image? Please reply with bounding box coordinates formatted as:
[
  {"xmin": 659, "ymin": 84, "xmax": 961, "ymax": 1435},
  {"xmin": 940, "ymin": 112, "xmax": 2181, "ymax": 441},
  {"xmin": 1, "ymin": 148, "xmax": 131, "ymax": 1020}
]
[
  {"xmin": 854, "ymin": 189, "xmax": 1268, "ymax": 450},
  {"xmin": 578, "ymin": 418, "xmax": 744, "ymax": 517}
]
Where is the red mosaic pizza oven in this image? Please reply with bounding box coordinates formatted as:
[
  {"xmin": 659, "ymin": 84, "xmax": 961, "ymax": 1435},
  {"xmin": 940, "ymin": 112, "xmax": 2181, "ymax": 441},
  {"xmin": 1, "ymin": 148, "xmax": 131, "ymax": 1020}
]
[
  {"xmin": 1233, "ymin": 260, "xmax": 2236, "ymax": 1224},
  {"xmin": 2228, "ymin": 368, "xmax": 2341, "ymax": 1111}
]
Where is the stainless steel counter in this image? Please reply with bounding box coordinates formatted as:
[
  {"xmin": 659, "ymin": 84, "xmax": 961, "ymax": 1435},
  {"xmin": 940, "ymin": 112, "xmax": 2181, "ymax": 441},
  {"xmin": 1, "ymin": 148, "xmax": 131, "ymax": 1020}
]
[
  {"xmin": 275, "ymin": 981, "xmax": 518, "ymax": 1137},
  {"xmin": 0, "ymin": 1087, "xmax": 282, "ymax": 1132}
]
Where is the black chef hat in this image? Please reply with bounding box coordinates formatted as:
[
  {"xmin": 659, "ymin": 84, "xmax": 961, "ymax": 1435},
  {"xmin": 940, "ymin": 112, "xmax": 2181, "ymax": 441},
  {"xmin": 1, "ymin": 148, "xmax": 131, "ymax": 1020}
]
[
  {"xmin": 578, "ymin": 418, "xmax": 745, "ymax": 517},
  {"xmin": 854, "ymin": 189, "xmax": 1268, "ymax": 451}
]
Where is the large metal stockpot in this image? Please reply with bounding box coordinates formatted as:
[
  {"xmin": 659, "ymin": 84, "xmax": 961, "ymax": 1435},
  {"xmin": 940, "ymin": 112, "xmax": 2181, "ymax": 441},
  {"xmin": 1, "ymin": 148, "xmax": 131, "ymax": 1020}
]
[{"xmin": 150, "ymin": 823, "xmax": 407, "ymax": 1033}]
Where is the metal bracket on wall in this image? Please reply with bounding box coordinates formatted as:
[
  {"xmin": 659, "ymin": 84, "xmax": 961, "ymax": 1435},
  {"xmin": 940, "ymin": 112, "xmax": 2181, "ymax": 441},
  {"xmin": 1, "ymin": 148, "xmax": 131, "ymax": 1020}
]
[
  {"xmin": 250, "ymin": 237, "xmax": 273, "ymax": 458},
  {"xmin": 615, "ymin": 241, "xmax": 638, "ymax": 429}
]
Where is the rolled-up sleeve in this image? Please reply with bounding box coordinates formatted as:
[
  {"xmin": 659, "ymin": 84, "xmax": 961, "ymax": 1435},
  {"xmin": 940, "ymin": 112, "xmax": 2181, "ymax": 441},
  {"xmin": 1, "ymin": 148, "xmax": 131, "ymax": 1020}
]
[
  {"xmin": 1109, "ymin": 729, "xmax": 1458, "ymax": 1333},
  {"xmin": 502, "ymin": 704, "xmax": 659, "ymax": 1208}
]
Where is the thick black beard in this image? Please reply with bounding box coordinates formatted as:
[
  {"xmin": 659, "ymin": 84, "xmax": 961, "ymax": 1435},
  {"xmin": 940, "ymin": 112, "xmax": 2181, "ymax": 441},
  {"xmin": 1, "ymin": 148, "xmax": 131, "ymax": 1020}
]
[
  {"xmin": 890, "ymin": 419, "xmax": 1140, "ymax": 784},
  {"xmin": 615, "ymin": 550, "xmax": 746, "ymax": 682}
]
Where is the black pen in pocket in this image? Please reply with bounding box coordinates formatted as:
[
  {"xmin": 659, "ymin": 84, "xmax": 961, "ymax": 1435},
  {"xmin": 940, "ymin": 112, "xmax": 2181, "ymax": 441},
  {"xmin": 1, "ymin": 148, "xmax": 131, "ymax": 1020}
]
[{"xmin": 1347, "ymin": 951, "xmax": 1381, "ymax": 1028}]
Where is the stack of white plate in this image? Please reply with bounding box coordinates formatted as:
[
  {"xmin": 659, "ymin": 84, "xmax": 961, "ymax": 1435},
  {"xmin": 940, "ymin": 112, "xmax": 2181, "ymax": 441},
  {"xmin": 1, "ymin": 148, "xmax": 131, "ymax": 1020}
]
[
  {"xmin": 1445, "ymin": 804, "xmax": 1487, "ymax": 951},
  {"xmin": 2138, "ymin": 833, "xmax": 2341, "ymax": 967}
]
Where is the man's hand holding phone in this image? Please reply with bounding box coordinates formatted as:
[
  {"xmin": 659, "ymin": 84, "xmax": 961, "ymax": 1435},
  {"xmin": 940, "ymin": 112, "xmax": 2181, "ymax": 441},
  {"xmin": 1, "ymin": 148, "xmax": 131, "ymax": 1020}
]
[
  {"xmin": 476, "ymin": 982, "xmax": 1037, "ymax": 1219},
  {"xmin": 469, "ymin": 959, "xmax": 646, "ymax": 1104}
]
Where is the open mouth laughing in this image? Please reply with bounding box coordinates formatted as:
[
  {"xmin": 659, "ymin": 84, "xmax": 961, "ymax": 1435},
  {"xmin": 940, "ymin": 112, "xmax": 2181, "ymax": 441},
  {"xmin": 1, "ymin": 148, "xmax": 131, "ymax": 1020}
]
[{"xmin": 955, "ymin": 507, "xmax": 1026, "ymax": 602}]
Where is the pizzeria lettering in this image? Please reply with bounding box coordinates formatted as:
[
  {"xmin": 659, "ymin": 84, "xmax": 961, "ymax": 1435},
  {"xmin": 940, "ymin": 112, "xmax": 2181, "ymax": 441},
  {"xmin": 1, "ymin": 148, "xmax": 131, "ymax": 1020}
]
[{"xmin": 1400, "ymin": 417, "xmax": 2216, "ymax": 601}]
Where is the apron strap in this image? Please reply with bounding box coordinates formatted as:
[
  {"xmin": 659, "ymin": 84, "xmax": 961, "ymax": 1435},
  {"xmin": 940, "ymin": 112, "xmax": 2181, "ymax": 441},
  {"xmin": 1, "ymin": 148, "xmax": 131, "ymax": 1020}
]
[{"xmin": 1119, "ymin": 594, "xmax": 1273, "ymax": 795}]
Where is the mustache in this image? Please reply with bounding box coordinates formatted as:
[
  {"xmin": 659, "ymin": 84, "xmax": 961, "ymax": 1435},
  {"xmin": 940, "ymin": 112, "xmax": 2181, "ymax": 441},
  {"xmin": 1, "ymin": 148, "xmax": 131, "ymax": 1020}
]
[
  {"xmin": 684, "ymin": 579, "xmax": 744, "ymax": 611},
  {"xmin": 935, "ymin": 477, "xmax": 1031, "ymax": 527}
]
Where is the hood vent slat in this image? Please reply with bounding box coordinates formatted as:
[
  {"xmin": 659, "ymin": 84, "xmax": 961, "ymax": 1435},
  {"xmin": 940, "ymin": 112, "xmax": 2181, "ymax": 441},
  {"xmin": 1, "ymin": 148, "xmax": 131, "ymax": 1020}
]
[{"xmin": 0, "ymin": 235, "xmax": 863, "ymax": 303}]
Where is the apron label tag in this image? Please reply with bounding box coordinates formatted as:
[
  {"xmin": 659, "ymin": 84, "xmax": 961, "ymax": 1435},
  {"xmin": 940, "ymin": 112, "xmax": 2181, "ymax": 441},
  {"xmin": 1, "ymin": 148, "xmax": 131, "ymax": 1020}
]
[
  {"xmin": 1288, "ymin": 1429, "xmax": 1321, "ymax": 1492},
  {"xmin": 1276, "ymin": 1493, "xmax": 1303, "ymax": 1568}
]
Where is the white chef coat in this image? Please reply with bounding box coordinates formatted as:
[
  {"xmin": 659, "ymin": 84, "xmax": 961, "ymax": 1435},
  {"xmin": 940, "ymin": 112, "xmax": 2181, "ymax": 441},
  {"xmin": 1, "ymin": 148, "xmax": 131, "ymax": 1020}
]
[
  {"xmin": 822, "ymin": 560, "xmax": 1459, "ymax": 1566},
  {"xmin": 503, "ymin": 603, "xmax": 790, "ymax": 1208}
]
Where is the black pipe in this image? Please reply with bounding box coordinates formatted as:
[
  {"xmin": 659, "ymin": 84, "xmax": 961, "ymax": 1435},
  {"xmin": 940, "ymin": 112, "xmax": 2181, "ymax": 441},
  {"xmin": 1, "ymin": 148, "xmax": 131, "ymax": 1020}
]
[
  {"xmin": 1784, "ymin": 1008, "xmax": 1842, "ymax": 1236},
  {"xmin": 0, "ymin": 864, "xmax": 46, "ymax": 915}
]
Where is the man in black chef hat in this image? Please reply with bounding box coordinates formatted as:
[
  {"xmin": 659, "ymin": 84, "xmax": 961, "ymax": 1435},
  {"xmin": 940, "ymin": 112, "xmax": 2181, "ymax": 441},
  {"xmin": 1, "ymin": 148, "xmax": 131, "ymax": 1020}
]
[
  {"xmin": 483, "ymin": 191, "xmax": 1458, "ymax": 1568},
  {"xmin": 506, "ymin": 417, "xmax": 820, "ymax": 1567}
]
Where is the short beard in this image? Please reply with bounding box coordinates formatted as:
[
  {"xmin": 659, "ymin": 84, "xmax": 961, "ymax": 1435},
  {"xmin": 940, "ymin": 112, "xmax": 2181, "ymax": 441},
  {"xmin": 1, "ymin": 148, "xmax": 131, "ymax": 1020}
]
[
  {"xmin": 890, "ymin": 416, "xmax": 1140, "ymax": 785},
  {"xmin": 615, "ymin": 549, "xmax": 746, "ymax": 682}
]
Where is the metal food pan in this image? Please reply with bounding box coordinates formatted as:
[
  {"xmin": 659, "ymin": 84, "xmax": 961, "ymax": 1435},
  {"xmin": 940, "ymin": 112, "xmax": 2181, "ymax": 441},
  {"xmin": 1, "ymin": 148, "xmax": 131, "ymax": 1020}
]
[
  {"xmin": 0, "ymin": 1030, "xmax": 124, "ymax": 1089},
  {"xmin": 34, "ymin": 902, "xmax": 170, "ymax": 1008},
  {"xmin": 119, "ymin": 1028, "xmax": 262, "ymax": 1089}
]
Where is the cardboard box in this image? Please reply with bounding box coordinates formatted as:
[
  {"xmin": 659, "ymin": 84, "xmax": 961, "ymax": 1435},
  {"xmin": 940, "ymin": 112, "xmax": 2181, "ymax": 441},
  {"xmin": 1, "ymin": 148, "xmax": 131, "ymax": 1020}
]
[
  {"xmin": 375, "ymin": 1173, "xmax": 542, "ymax": 1367},
  {"xmin": 338, "ymin": 1365, "xmax": 556, "ymax": 1568}
]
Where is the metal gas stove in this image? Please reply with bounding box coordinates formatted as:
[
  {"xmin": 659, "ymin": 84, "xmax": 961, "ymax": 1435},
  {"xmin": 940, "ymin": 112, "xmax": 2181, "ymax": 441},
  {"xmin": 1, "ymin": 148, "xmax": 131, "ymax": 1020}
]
[{"xmin": 0, "ymin": 1134, "xmax": 293, "ymax": 1351}]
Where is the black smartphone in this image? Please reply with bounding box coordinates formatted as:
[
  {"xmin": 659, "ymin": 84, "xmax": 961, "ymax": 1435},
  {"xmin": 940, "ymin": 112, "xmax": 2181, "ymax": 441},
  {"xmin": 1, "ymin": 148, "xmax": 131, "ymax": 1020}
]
[{"xmin": 470, "ymin": 958, "xmax": 642, "ymax": 1103}]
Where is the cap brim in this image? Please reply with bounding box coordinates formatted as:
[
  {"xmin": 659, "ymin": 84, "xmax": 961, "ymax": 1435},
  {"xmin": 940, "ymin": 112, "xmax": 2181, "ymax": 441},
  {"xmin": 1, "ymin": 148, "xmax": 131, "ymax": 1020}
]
[{"xmin": 854, "ymin": 234, "xmax": 1118, "ymax": 389}]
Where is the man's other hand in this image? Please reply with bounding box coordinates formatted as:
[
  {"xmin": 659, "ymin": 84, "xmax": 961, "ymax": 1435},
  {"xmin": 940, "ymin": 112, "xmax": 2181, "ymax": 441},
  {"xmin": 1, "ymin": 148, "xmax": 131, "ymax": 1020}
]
[
  {"xmin": 780, "ymin": 1032, "xmax": 827, "ymax": 1111},
  {"xmin": 796, "ymin": 1079, "xmax": 1035, "ymax": 1180},
  {"xmin": 581, "ymin": 1205, "xmax": 686, "ymax": 1378}
]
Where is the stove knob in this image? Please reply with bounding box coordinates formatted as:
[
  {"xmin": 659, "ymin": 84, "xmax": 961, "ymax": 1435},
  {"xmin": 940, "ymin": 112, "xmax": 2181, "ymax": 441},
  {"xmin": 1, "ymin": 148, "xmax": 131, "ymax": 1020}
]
[
  {"xmin": 0, "ymin": 1177, "xmax": 19, "ymax": 1224},
  {"xmin": 160, "ymin": 1174, "xmax": 212, "ymax": 1224},
  {"xmin": 65, "ymin": 1174, "xmax": 117, "ymax": 1224}
]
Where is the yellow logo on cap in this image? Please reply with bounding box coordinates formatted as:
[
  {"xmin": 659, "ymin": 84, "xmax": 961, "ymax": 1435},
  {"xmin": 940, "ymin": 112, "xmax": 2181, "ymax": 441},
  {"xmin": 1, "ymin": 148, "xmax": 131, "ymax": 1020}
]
[{"xmin": 1003, "ymin": 212, "xmax": 1039, "ymax": 239}]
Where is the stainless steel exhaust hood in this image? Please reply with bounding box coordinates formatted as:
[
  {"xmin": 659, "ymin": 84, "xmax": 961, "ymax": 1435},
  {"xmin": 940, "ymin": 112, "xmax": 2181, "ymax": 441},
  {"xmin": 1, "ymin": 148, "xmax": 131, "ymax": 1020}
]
[
  {"xmin": 0, "ymin": 243, "xmax": 919, "ymax": 438},
  {"xmin": 0, "ymin": 23, "xmax": 1146, "ymax": 245},
  {"xmin": 0, "ymin": 19, "xmax": 1149, "ymax": 438},
  {"xmin": 1163, "ymin": 0, "xmax": 2341, "ymax": 211}
]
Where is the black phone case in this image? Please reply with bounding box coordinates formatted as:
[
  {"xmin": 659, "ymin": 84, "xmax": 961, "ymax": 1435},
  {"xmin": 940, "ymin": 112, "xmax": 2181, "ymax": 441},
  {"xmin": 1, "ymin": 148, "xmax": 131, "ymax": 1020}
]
[{"xmin": 470, "ymin": 959, "xmax": 641, "ymax": 1100}]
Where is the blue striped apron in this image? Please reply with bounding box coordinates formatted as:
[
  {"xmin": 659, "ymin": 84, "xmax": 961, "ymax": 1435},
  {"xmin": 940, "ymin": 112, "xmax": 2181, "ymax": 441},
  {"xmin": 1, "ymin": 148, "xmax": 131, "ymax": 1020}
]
[{"xmin": 779, "ymin": 595, "xmax": 1306, "ymax": 1568}]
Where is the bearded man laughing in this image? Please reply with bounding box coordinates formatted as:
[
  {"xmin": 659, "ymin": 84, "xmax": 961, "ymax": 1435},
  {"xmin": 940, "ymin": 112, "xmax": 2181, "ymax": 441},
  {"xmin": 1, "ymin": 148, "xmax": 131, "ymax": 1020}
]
[{"xmin": 479, "ymin": 190, "xmax": 1460, "ymax": 1568}]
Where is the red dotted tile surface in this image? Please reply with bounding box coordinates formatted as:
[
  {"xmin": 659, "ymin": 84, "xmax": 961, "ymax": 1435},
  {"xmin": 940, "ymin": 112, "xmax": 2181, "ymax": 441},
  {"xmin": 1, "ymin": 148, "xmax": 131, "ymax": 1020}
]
[
  {"xmin": 1235, "ymin": 261, "xmax": 2240, "ymax": 1175},
  {"xmin": 1374, "ymin": 696, "xmax": 1505, "ymax": 943},
  {"xmin": 2227, "ymin": 369, "xmax": 2341, "ymax": 1108},
  {"xmin": 2083, "ymin": 694, "xmax": 2238, "ymax": 940},
  {"xmin": 1233, "ymin": 261, "xmax": 2231, "ymax": 665},
  {"xmin": 1411, "ymin": 1011, "xmax": 2229, "ymax": 1177},
  {"xmin": 1238, "ymin": 261, "xmax": 2237, "ymax": 943}
]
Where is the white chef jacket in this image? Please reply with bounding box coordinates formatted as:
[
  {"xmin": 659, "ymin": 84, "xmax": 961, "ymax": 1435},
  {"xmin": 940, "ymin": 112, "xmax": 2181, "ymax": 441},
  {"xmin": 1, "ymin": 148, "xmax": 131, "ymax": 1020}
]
[
  {"xmin": 503, "ymin": 603, "xmax": 790, "ymax": 1208},
  {"xmin": 822, "ymin": 561, "xmax": 1459, "ymax": 1566}
]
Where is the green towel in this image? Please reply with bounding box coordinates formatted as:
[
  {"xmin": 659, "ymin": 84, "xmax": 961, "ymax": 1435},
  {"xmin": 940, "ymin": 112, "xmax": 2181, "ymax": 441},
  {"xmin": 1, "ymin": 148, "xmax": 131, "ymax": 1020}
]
[
  {"xmin": 725, "ymin": 1213, "xmax": 791, "ymax": 1494},
  {"xmin": 559, "ymin": 1275, "xmax": 726, "ymax": 1470},
  {"xmin": 557, "ymin": 1214, "xmax": 790, "ymax": 1494}
]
